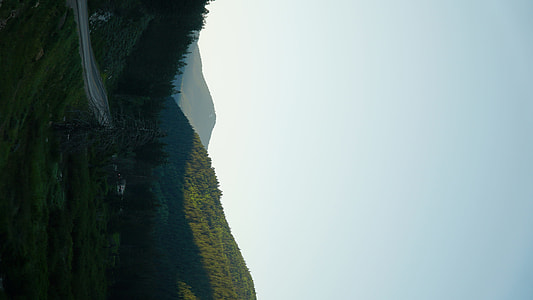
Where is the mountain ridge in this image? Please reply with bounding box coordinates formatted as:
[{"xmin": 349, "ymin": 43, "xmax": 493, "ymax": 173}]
[{"xmin": 172, "ymin": 41, "xmax": 216, "ymax": 149}]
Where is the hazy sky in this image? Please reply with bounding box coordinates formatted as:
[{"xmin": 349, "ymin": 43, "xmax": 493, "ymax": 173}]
[{"xmin": 198, "ymin": 1, "xmax": 533, "ymax": 299}]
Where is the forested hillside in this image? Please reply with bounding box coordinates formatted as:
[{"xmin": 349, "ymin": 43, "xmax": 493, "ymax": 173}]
[
  {"xmin": 151, "ymin": 98, "xmax": 255, "ymax": 299},
  {"xmin": 1, "ymin": 0, "xmax": 253, "ymax": 298},
  {"xmin": 88, "ymin": 0, "xmax": 256, "ymax": 298}
]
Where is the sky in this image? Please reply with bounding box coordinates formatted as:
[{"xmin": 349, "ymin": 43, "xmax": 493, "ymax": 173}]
[{"xmin": 198, "ymin": 1, "xmax": 533, "ymax": 299}]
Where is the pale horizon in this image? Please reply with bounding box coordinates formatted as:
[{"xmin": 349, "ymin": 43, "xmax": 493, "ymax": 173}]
[{"xmin": 199, "ymin": 1, "xmax": 533, "ymax": 299}]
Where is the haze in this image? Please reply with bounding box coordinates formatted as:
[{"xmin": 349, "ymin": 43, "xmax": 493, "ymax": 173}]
[{"xmin": 199, "ymin": 1, "xmax": 533, "ymax": 299}]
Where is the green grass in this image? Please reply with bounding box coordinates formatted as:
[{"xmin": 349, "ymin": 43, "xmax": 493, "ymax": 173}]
[
  {"xmin": 0, "ymin": 0, "xmax": 86, "ymax": 166},
  {"xmin": 0, "ymin": 1, "xmax": 112, "ymax": 298}
]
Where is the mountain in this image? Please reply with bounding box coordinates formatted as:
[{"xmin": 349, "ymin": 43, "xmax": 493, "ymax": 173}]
[
  {"xmin": 172, "ymin": 41, "xmax": 216, "ymax": 149},
  {"xmin": 150, "ymin": 97, "xmax": 256, "ymax": 299}
]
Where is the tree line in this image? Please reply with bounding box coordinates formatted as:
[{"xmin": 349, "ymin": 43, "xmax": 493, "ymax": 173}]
[{"xmin": 86, "ymin": 0, "xmax": 256, "ymax": 298}]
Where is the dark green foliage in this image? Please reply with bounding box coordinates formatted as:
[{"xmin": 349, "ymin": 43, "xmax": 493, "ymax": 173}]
[
  {"xmin": 89, "ymin": 0, "xmax": 153, "ymax": 90},
  {"xmin": 117, "ymin": 16, "xmax": 191, "ymax": 98},
  {"xmin": 85, "ymin": 0, "xmax": 257, "ymax": 298},
  {"xmin": 0, "ymin": 1, "xmax": 110, "ymax": 299},
  {"xmin": 106, "ymin": 94, "xmax": 256, "ymax": 300},
  {"xmin": 152, "ymin": 98, "xmax": 256, "ymax": 300},
  {"xmin": 141, "ymin": 0, "xmax": 211, "ymax": 17},
  {"xmin": 116, "ymin": 0, "xmax": 210, "ymax": 98}
]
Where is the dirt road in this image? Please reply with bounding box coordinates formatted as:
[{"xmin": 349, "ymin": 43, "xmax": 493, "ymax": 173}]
[{"xmin": 68, "ymin": 0, "xmax": 111, "ymax": 125}]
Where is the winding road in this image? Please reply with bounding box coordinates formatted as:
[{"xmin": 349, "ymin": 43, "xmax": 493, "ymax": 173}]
[{"xmin": 68, "ymin": 0, "xmax": 111, "ymax": 126}]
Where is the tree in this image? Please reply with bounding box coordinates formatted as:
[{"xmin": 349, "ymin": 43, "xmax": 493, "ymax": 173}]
[{"xmin": 53, "ymin": 110, "xmax": 165, "ymax": 154}]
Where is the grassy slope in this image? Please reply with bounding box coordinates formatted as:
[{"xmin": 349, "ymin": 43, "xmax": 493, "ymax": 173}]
[{"xmin": 0, "ymin": 1, "xmax": 109, "ymax": 298}]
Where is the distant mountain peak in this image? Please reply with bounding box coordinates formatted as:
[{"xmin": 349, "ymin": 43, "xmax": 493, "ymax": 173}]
[{"xmin": 172, "ymin": 41, "xmax": 216, "ymax": 149}]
